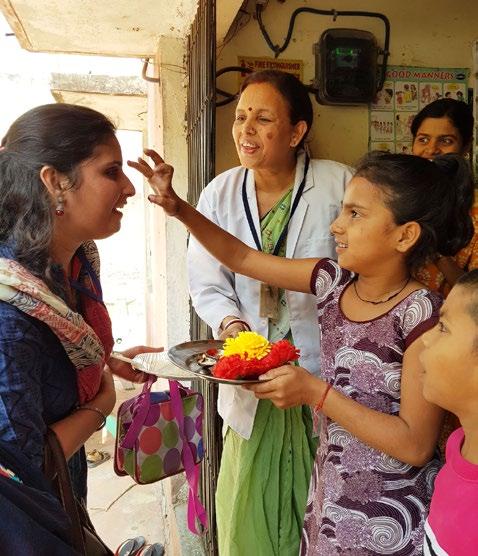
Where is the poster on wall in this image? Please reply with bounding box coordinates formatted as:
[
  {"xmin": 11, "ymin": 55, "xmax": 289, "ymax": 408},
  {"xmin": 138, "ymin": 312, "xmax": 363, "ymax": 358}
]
[
  {"xmin": 369, "ymin": 66, "xmax": 469, "ymax": 153},
  {"xmin": 237, "ymin": 56, "xmax": 304, "ymax": 86}
]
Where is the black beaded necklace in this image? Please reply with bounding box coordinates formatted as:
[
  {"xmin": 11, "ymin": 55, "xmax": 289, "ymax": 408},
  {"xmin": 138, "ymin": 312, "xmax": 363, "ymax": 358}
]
[{"xmin": 353, "ymin": 276, "xmax": 411, "ymax": 305}]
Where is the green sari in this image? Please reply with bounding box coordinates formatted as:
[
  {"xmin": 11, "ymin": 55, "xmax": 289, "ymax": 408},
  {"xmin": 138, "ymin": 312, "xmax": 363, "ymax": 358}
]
[{"xmin": 216, "ymin": 189, "xmax": 318, "ymax": 555}]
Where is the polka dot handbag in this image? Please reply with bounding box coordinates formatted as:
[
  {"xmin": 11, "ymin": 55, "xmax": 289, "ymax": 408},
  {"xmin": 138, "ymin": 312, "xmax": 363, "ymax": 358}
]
[{"xmin": 114, "ymin": 376, "xmax": 207, "ymax": 533}]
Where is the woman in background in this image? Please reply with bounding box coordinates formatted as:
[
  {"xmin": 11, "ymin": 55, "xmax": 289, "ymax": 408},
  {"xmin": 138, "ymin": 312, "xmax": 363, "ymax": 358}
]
[{"xmin": 412, "ymin": 98, "xmax": 478, "ymax": 297}]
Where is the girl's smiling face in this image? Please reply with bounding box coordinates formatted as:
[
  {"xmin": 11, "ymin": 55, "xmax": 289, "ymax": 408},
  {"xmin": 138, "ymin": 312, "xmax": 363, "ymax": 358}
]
[
  {"xmin": 330, "ymin": 177, "xmax": 407, "ymax": 273},
  {"xmin": 232, "ymin": 82, "xmax": 305, "ymax": 172}
]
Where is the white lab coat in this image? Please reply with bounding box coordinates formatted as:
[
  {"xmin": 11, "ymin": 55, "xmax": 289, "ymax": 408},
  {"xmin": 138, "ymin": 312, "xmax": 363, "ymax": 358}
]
[{"xmin": 187, "ymin": 152, "xmax": 353, "ymax": 438}]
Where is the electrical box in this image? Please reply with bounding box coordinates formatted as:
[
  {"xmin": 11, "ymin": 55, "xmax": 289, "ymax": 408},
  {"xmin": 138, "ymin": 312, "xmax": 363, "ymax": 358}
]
[{"xmin": 314, "ymin": 28, "xmax": 379, "ymax": 105}]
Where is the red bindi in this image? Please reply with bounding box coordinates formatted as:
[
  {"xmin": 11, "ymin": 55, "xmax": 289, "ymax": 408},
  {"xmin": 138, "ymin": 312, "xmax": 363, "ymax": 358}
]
[{"xmin": 248, "ymin": 107, "xmax": 252, "ymax": 111}]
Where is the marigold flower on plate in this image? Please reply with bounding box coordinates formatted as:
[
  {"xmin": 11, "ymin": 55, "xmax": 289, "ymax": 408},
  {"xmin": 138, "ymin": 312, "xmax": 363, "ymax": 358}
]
[
  {"xmin": 213, "ymin": 333, "xmax": 300, "ymax": 380},
  {"xmin": 222, "ymin": 331, "xmax": 271, "ymax": 360}
]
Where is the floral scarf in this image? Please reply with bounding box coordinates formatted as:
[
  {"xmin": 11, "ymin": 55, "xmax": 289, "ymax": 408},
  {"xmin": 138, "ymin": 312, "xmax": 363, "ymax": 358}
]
[{"xmin": 0, "ymin": 241, "xmax": 113, "ymax": 404}]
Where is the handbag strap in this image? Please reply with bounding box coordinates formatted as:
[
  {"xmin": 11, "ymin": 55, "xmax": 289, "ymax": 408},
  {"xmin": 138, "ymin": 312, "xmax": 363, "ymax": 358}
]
[
  {"xmin": 168, "ymin": 379, "xmax": 208, "ymax": 534},
  {"xmin": 44, "ymin": 428, "xmax": 87, "ymax": 555},
  {"xmin": 120, "ymin": 375, "xmax": 157, "ymax": 450}
]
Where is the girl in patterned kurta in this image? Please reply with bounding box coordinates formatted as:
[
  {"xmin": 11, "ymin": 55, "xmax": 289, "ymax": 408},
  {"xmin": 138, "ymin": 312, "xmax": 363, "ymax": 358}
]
[
  {"xmin": 300, "ymin": 259, "xmax": 441, "ymax": 555},
  {"xmin": 135, "ymin": 149, "xmax": 474, "ymax": 555}
]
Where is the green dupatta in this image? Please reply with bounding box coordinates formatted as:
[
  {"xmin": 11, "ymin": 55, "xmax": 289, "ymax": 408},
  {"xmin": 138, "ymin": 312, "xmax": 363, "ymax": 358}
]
[{"xmin": 260, "ymin": 188, "xmax": 293, "ymax": 342}]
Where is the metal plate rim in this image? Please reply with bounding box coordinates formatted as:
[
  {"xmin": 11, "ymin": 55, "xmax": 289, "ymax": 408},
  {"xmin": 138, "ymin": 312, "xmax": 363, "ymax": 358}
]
[{"xmin": 167, "ymin": 340, "xmax": 270, "ymax": 385}]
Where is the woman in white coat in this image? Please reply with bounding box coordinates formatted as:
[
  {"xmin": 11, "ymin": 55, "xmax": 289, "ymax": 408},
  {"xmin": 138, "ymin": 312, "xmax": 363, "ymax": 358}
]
[{"xmin": 187, "ymin": 70, "xmax": 352, "ymax": 555}]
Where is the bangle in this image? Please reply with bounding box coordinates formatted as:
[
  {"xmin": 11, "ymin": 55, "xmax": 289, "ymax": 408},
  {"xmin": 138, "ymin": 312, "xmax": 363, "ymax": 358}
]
[
  {"xmin": 77, "ymin": 405, "xmax": 107, "ymax": 431},
  {"xmin": 221, "ymin": 318, "xmax": 251, "ymax": 333},
  {"xmin": 315, "ymin": 383, "xmax": 332, "ymax": 412}
]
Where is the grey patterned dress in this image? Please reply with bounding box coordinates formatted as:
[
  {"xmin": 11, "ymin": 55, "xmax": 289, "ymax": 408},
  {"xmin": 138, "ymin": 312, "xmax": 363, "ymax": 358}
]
[{"xmin": 301, "ymin": 259, "xmax": 442, "ymax": 556}]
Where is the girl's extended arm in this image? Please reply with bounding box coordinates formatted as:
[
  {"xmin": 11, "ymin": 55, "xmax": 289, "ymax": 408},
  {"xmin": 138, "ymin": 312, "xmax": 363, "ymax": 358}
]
[
  {"xmin": 128, "ymin": 149, "xmax": 317, "ymax": 294},
  {"xmin": 247, "ymin": 337, "xmax": 444, "ymax": 467}
]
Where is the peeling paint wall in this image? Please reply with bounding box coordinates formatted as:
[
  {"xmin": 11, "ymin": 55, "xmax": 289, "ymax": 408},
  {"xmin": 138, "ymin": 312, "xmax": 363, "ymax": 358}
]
[
  {"xmin": 146, "ymin": 36, "xmax": 190, "ymax": 350},
  {"xmin": 143, "ymin": 37, "xmax": 193, "ymax": 555},
  {"xmin": 216, "ymin": 0, "xmax": 478, "ymax": 169}
]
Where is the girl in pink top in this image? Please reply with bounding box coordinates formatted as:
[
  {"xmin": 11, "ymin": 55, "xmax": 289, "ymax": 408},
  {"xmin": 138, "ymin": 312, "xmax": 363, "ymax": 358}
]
[{"xmin": 421, "ymin": 270, "xmax": 478, "ymax": 555}]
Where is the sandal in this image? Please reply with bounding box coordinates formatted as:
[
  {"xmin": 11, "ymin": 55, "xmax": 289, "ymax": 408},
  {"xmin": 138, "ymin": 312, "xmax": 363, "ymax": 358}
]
[
  {"xmin": 86, "ymin": 449, "xmax": 111, "ymax": 468},
  {"xmin": 137, "ymin": 543, "xmax": 165, "ymax": 556},
  {"xmin": 115, "ymin": 535, "xmax": 146, "ymax": 556}
]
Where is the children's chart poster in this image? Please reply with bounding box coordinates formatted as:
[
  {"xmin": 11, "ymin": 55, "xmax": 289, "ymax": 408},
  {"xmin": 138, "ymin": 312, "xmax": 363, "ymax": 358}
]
[{"xmin": 369, "ymin": 66, "xmax": 469, "ymax": 153}]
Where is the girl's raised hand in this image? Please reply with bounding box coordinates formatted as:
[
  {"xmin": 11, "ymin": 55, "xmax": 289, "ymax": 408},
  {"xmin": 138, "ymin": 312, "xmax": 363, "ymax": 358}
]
[
  {"xmin": 244, "ymin": 364, "xmax": 323, "ymax": 409},
  {"xmin": 130, "ymin": 149, "xmax": 316, "ymax": 295},
  {"xmin": 127, "ymin": 148, "xmax": 180, "ymax": 216}
]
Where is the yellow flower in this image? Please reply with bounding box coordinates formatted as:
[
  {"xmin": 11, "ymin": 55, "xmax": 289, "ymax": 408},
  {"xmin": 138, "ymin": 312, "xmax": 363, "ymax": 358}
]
[{"xmin": 222, "ymin": 331, "xmax": 271, "ymax": 360}]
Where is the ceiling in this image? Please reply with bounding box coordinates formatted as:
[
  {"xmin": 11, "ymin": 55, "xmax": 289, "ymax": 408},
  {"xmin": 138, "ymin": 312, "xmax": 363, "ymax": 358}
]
[
  {"xmin": 0, "ymin": 0, "xmax": 244, "ymax": 131},
  {"xmin": 0, "ymin": 0, "xmax": 204, "ymax": 56}
]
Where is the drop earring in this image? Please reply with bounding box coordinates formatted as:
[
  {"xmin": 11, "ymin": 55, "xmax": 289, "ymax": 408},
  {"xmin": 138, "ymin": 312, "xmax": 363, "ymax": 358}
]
[{"xmin": 55, "ymin": 193, "xmax": 64, "ymax": 216}]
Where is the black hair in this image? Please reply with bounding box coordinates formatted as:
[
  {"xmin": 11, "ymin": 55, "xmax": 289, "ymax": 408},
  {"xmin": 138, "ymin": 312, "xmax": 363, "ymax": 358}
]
[
  {"xmin": 239, "ymin": 70, "xmax": 313, "ymax": 149},
  {"xmin": 0, "ymin": 103, "xmax": 116, "ymax": 293},
  {"xmin": 411, "ymin": 98, "xmax": 474, "ymax": 148},
  {"xmin": 456, "ymin": 270, "xmax": 478, "ymax": 327},
  {"xmin": 355, "ymin": 152, "xmax": 474, "ymax": 273}
]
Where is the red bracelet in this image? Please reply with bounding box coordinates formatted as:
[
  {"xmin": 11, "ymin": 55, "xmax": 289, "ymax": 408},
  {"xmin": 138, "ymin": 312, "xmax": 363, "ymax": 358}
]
[
  {"xmin": 222, "ymin": 318, "xmax": 251, "ymax": 332},
  {"xmin": 315, "ymin": 383, "xmax": 332, "ymax": 412}
]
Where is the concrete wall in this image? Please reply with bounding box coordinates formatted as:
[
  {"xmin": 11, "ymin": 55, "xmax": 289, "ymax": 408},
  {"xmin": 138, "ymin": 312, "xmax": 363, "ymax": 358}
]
[
  {"xmin": 215, "ymin": 0, "xmax": 478, "ymax": 171},
  {"xmin": 146, "ymin": 37, "xmax": 191, "ymax": 349}
]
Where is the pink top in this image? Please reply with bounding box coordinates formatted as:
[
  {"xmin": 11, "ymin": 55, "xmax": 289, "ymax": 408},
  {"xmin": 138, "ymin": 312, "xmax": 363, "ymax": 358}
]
[{"xmin": 425, "ymin": 428, "xmax": 478, "ymax": 555}]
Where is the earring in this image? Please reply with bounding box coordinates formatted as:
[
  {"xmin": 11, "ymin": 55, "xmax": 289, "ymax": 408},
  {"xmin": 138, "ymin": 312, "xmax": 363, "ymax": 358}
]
[{"xmin": 55, "ymin": 193, "xmax": 64, "ymax": 216}]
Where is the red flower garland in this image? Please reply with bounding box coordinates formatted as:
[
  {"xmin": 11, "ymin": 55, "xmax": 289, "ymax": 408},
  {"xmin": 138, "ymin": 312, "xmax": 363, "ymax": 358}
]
[{"xmin": 213, "ymin": 339, "xmax": 300, "ymax": 380}]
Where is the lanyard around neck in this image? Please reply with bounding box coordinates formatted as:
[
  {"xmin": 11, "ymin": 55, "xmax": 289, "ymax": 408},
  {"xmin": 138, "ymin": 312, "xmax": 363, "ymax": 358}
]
[{"xmin": 241, "ymin": 155, "xmax": 310, "ymax": 255}]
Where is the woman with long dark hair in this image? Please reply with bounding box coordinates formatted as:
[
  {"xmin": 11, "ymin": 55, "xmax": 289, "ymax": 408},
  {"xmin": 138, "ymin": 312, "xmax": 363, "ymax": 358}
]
[{"xmin": 0, "ymin": 104, "xmax": 159, "ymax": 553}]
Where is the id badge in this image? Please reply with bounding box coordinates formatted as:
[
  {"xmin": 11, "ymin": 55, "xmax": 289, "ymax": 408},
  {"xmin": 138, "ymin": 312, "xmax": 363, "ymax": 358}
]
[{"xmin": 259, "ymin": 282, "xmax": 279, "ymax": 319}]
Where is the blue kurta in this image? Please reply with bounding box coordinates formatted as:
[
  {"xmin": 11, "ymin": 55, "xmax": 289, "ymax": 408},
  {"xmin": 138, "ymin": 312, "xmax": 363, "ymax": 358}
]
[{"xmin": 0, "ymin": 243, "xmax": 86, "ymax": 500}]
